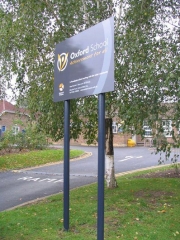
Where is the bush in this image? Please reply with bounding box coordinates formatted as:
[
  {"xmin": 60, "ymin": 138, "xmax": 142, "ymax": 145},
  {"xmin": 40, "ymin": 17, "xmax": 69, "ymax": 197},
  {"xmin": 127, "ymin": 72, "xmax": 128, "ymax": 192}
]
[
  {"xmin": 0, "ymin": 124, "xmax": 48, "ymax": 153},
  {"xmin": 24, "ymin": 125, "xmax": 48, "ymax": 150}
]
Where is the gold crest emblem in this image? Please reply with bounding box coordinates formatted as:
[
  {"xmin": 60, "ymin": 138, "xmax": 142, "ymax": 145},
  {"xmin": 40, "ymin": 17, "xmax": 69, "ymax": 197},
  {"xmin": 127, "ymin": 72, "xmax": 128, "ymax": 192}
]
[
  {"xmin": 59, "ymin": 83, "xmax": 64, "ymax": 91},
  {"xmin": 57, "ymin": 53, "xmax": 68, "ymax": 71}
]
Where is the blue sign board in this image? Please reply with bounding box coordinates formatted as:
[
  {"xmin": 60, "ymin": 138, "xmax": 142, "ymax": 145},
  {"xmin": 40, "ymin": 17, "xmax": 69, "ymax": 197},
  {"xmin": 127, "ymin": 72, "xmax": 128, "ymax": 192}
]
[{"xmin": 54, "ymin": 17, "xmax": 114, "ymax": 102}]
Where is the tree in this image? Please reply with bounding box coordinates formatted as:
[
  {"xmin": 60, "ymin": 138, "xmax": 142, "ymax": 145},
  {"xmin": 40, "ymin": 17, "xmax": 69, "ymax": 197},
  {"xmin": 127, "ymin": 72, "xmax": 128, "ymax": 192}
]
[
  {"xmin": 0, "ymin": 0, "xmax": 179, "ymax": 187},
  {"xmin": 0, "ymin": 76, "xmax": 6, "ymax": 100},
  {"xmin": 115, "ymin": 0, "xmax": 180, "ymax": 160}
]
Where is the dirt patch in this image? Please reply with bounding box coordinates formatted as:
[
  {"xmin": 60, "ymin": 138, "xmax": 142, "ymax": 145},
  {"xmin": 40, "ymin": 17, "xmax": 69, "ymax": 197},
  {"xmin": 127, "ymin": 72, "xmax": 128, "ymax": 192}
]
[
  {"xmin": 0, "ymin": 148, "xmax": 30, "ymax": 155},
  {"xmin": 135, "ymin": 168, "xmax": 180, "ymax": 178},
  {"xmin": 134, "ymin": 190, "xmax": 174, "ymax": 207},
  {"xmin": 134, "ymin": 190, "xmax": 173, "ymax": 199}
]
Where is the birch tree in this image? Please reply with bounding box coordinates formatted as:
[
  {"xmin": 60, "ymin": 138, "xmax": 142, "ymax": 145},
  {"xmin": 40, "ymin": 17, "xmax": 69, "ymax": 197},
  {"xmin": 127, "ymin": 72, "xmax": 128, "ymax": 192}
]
[{"xmin": 0, "ymin": 0, "xmax": 179, "ymax": 188}]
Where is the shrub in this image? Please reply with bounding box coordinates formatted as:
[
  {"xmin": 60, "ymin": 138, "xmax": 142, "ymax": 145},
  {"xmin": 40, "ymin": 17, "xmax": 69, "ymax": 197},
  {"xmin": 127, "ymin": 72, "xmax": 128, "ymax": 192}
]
[{"xmin": 0, "ymin": 124, "xmax": 48, "ymax": 153}]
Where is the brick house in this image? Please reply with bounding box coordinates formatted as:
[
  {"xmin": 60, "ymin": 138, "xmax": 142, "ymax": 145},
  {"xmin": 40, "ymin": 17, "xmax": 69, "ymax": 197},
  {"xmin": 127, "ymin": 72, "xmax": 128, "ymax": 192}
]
[
  {"xmin": 1, "ymin": 100, "xmax": 178, "ymax": 147},
  {"xmin": 57, "ymin": 117, "xmax": 132, "ymax": 147},
  {"xmin": 111, "ymin": 118, "xmax": 179, "ymax": 147},
  {"xmin": 65, "ymin": 117, "xmax": 179, "ymax": 147},
  {"xmin": 0, "ymin": 100, "xmax": 30, "ymax": 137},
  {"xmin": 59, "ymin": 130, "xmax": 131, "ymax": 147}
]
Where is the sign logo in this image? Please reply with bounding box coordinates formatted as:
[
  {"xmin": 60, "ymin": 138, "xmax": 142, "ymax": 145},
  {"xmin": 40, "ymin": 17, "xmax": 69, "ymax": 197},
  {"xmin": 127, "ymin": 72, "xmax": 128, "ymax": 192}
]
[
  {"xmin": 59, "ymin": 83, "xmax": 64, "ymax": 92},
  {"xmin": 57, "ymin": 53, "xmax": 68, "ymax": 71}
]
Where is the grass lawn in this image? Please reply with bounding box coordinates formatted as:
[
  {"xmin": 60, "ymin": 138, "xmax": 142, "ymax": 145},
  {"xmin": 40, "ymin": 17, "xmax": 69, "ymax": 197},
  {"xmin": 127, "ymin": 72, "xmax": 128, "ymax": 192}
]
[
  {"xmin": 0, "ymin": 148, "xmax": 84, "ymax": 171},
  {"xmin": 0, "ymin": 167, "xmax": 180, "ymax": 240}
]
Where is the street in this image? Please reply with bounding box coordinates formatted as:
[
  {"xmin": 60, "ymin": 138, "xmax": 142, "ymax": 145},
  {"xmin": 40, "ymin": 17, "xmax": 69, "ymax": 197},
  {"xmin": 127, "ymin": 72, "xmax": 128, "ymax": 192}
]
[{"xmin": 0, "ymin": 146, "xmax": 174, "ymax": 211}]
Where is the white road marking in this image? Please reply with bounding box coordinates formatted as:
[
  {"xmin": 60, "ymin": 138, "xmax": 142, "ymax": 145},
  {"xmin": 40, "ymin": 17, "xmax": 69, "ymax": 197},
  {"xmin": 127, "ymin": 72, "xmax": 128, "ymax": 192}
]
[
  {"xmin": 53, "ymin": 179, "xmax": 63, "ymax": 183},
  {"xmin": 39, "ymin": 178, "xmax": 55, "ymax": 182},
  {"xmin": 118, "ymin": 156, "xmax": 133, "ymax": 162},
  {"xmin": 17, "ymin": 176, "xmax": 63, "ymax": 183},
  {"xmin": 118, "ymin": 156, "xmax": 143, "ymax": 162}
]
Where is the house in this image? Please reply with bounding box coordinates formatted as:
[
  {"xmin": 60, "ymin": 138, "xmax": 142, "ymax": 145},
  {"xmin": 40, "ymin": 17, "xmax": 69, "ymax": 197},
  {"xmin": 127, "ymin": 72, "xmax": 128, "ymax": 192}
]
[
  {"xmin": 0, "ymin": 100, "xmax": 30, "ymax": 137},
  {"xmin": 103, "ymin": 119, "xmax": 178, "ymax": 147},
  {"xmin": 1, "ymin": 100, "xmax": 178, "ymax": 147},
  {"xmin": 64, "ymin": 117, "xmax": 179, "ymax": 147}
]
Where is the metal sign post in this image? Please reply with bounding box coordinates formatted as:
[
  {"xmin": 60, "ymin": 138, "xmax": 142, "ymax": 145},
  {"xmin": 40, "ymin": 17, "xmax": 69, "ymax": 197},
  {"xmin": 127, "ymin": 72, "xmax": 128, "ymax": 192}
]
[
  {"xmin": 97, "ymin": 93, "xmax": 105, "ymax": 240},
  {"xmin": 63, "ymin": 100, "xmax": 70, "ymax": 231}
]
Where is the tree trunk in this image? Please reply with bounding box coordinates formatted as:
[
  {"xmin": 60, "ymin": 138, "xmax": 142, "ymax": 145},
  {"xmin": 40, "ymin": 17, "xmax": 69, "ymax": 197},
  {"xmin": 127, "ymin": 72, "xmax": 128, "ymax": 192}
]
[{"xmin": 105, "ymin": 118, "xmax": 117, "ymax": 188}]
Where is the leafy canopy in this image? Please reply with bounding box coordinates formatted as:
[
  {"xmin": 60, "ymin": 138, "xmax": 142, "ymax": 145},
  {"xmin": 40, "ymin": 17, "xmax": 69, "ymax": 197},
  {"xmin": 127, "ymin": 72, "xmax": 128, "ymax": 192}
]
[{"xmin": 0, "ymin": 0, "xmax": 179, "ymax": 152}]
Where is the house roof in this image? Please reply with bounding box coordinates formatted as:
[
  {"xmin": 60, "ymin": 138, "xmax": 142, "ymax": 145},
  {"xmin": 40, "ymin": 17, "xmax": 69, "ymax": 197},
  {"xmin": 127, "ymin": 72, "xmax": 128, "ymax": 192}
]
[
  {"xmin": 0, "ymin": 100, "xmax": 15, "ymax": 113},
  {"xmin": 0, "ymin": 100, "xmax": 29, "ymax": 116}
]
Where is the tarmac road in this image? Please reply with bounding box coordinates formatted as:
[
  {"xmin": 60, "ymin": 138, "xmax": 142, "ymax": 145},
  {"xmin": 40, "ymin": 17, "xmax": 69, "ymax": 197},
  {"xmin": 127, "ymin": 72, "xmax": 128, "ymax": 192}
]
[{"xmin": 0, "ymin": 146, "xmax": 175, "ymax": 211}]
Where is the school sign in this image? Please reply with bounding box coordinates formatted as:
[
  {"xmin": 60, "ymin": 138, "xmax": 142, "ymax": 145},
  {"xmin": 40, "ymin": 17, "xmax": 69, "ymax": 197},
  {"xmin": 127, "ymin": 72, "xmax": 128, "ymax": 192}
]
[{"xmin": 53, "ymin": 17, "xmax": 114, "ymax": 101}]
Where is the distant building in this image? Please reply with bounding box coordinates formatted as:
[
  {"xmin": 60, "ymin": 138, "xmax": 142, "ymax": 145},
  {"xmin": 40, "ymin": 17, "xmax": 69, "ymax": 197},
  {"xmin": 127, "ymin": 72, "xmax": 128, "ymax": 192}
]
[
  {"xmin": 0, "ymin": 100, "xmax": 29, "ymax": 136},
  {"xmin": 58, "ymin": 117, "xmax": 180, "ymax": 147},
  {"xmin": 1, "ymin": 100, "xmax": 178, "ymax": 147}
]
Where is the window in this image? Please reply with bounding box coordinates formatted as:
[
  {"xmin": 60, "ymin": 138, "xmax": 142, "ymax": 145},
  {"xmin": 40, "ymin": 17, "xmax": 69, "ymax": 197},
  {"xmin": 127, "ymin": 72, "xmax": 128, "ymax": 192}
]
[
  {"xmin": 1, "ymin": 126, "xmax": 6, "ymax": 132},
  {"xmin": 143, "ymin": 126, "xmax": 152, "ymax": 137},
  {"xmin": 143, "ymin": 121, "xmax": 152, "ymax": 137},
  {"xmin": 162, "ymin": 120, "xmax": 172, "ymax": 137},
  {"xmin": 112, "ymin": 122, "xmax": 124, "ymax": 133},
  {"xmin": 117, "ymin": 124, "xmax": 123, "ymax": 133},
  {"xmin": 12, "ymin": 126, "xmax": 20, "ymax": 135},
  {"xmin": 112, "ymin": 122, "xmax": 117, "ymax": 133}
]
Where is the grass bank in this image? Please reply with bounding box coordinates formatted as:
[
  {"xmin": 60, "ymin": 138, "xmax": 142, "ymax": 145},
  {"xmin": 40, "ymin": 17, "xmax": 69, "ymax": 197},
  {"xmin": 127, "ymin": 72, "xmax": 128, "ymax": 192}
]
[
  {"xmin": 0, "ymin": 149, "xmax": 84, "ymax": 171},
  {"xmin": 0, "ymin": 167, "xmax": 180, "ymax": 239}
]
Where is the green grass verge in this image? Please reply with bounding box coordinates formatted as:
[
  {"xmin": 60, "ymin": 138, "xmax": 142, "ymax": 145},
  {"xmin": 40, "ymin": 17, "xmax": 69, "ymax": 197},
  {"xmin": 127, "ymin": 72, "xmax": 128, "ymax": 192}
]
[
  {"xmin": 0, "ymin": 168, "xmax": 180, "ymax": 240},
  {"xmin": 0, "ymin": 149, "xmax": 84, "ymax": 171}
]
